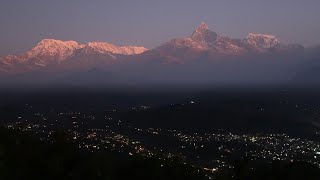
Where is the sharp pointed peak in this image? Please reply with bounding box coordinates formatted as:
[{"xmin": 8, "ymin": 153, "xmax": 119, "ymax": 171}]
[
  {"xmin": 191, "ymin": 22, "xmax": 217, "ymax": 43},
  {"xmin": 196, "ymin": 22, "xmax": 209, "ymax": 31}
]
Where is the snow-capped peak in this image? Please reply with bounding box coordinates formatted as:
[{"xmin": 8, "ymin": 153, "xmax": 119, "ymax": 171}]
[
  {"xmin": 81, "ymin": 42, "xmax": 147, "ymax": 55},
  {"xmin": 246, "ymin": 33, "xmax": 277, "ymax": 39},
  {"xmin": 191, "ymin": 22, "xmax": 218, "ymax": 43},
  {"xmin": 28, "ymin": 39, "xmax": 147, "ymax": 59},
  {"xmin": 36, "ymin": 39, "xmax": 80, "ymax": 48},
  {"xmin": 245, "ymin": 33, "xmax": 280, "ymax": 49},
  {"xmin": 196, "ymin": 22, "xmax": 209, "ymax": 31},
  {"xmin": 0, "ymin": 38, "xmax": 148, "ymax": 70},
  {"xmin": 24, "ymin": 39, "xmax": 83, "ymax": 61}
]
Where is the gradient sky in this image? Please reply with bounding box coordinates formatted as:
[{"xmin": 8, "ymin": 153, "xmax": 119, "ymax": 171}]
[{"xmin": 1, "ymin": 0, "xmax": 320, "ymax": 56}]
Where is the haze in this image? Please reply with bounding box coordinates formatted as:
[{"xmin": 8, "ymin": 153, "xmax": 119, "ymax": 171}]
[{"xmin": 1, "ymin": 0, "xmax": 320, "ymax": 56}]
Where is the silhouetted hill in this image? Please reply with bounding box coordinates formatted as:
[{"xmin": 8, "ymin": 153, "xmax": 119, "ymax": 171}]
[{"xmin": 0, "ymin": 127, "xmax": 207, "ymax": 180}]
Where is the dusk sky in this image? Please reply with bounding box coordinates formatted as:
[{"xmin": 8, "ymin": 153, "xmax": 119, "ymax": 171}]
[{"xmin": 1, "ymin": 0, "xmax": 320, "ymax": 56}]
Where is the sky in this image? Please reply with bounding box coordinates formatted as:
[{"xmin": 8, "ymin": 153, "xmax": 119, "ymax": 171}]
[{"xmin": 0, "ymin": 0, "xmax": 320, "ymax": 56}]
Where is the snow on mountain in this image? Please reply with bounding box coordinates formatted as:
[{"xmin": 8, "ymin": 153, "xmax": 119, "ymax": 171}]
[
  {"xmin": 80, "ymin": 42, "xmax": 147, "ymax": 55},
  {"xmin": 155, "ymin": 22, "xmax": 289, "ymax": 58},
  {"xmin": 191, "ymin": 22, "xmax": 218, "ymax": 44},
  {"xmin": 213, "ymin": 36, "xmax": 247, "ymax": 55},
  {"xmin": 0, "ymin": 39, "xmax": 84, "ymax": 68},
  {"xmin": 0, "ymin": 39, "xmax": 148, "ymax": 71},
  {"xmin": 0, "ymin": 22, "xmax": 305, "ymax": 73},
  {"xmin": 24, "ymin": 39, "xmax": 83, "ymax": 61},
  {"xmin": 244, "ymin": 33, "xmax": 280, "ymax": 49},
  {"xmin": 158, "ymin": 23, "xmax": 219, "ymax": 52}
]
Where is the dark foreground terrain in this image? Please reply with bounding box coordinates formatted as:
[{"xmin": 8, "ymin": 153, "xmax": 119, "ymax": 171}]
[
  {"xmin": 1, "ymin": 128, "xmax": 319, "ymax": 180},
  {"xmin": 0, "ymin": 88, "xmax": 320, "ymax": 179}
]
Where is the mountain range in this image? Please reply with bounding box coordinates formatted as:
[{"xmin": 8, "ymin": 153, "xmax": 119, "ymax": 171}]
[
  {"xmin": 0, "ymin": 22, "xmax": 318, "ymax": 86},
  {"xmin": 0, "ymin": 38, "xmax": 147, "ymax": 73}
]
